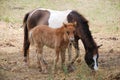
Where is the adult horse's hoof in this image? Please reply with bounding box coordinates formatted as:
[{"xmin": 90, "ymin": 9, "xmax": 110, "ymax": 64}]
[
  {"xmin": 39, "ymin": 68, "xmax": 42, "ymax": 72},
  {"xmin": 23, "ymin": 58, "xmax": 27, "ymax": 62},
  {"xmin": 41, "ymin": 69, "xmax": 48, "ymax": 74},
  {"xmin": 67, "ymin": 64, "xmax": 75, "ymax": 73},
  {"xmin": 76, "ymin": 58, "xmax": 82, "ymax": 64}
]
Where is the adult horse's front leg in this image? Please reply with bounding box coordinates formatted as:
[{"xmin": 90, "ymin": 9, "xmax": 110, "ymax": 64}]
[
  {"xmin": 67, "ymin": 40, "xmax": 80, "ymax": 72},
  {"xmin": 71, "ymin": 38, "xmax": 80, "ymax": 64}
]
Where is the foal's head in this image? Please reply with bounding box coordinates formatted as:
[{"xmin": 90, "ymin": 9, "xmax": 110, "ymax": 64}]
[{"xmin": 63, "ymin": 22, "xmax": 76, "ymax": 42}]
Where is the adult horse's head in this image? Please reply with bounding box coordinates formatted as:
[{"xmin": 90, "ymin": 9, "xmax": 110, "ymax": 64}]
[
  {"xmin": 67, "ymin": 10, "xmax": 102, "ymax": 71},
  {"xmin": 85, "ymin": 45, "xmax": 102, "ymax": 71}
]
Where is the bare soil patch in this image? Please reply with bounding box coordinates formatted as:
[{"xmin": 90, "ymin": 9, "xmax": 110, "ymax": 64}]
[{"xmin": 0, "ymin": 21, "xmax": 120, "ymax": 80}]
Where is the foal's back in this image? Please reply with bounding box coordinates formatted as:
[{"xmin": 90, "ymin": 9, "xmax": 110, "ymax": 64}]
[{"xmin": 29, "ymin": 25, "xmax": 57, "ymax": 48}]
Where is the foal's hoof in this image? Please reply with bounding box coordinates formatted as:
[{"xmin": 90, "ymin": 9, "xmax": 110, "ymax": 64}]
[
  {"xmin": 67, "ymin": 64, "xmax": 75, "ymax": 73},
  {"xmin": 39, "ymin": 68, "xmax": 42, "ymax": 72},
  {"xmin": 41, "ymin": 70, "xmax": 48, "ymax": 74}
]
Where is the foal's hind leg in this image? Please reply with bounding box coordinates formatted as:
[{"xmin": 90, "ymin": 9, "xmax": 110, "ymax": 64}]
[
  {"xmin": 36, "ymin": 48, "xmax": 42, "ymax": 71},
  {"xmin": 36, "ymin": 47, "xmax": 48, "ymax": 73}
]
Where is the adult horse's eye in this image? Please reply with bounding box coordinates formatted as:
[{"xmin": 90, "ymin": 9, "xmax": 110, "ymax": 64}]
[{"xmin": 66, "ymin": 31, "xmax": 70, "ymax": 35}]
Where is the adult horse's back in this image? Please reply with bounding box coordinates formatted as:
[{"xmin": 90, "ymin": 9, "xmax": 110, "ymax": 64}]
[{"xmin": 23, "ymin": 8, "xmax": 101, "ymax": 71}]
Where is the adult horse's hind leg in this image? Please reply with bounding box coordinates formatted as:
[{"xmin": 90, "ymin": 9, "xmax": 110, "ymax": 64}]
[{"xmin": 23, "ymin": 25, "xmax": 30, "ymax": 66}]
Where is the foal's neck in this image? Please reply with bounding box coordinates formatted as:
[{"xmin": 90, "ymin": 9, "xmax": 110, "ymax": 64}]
[
  {"xmin": 55, "ymin": 26, "xmax": 65, "ymax": 35},
  {"xmin": 55, "ymin": 26, "xmax": 68, "ymax": 41}
]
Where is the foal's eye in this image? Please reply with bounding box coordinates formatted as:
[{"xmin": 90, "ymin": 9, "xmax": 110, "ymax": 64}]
[
  {"xmin": 73, "ymin": 31, "xmax": 75, "ymax": 34},
  {"xmin": 66, "ymin": 31, "xmax": 70, "ymax": 35}
]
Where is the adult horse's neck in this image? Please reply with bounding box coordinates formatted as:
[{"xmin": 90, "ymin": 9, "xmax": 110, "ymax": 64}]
[
  {"xmin": 80, "ymin": 23, "xmax": 97, "ymax": 54},
  {"xmin": 67, "ymin": 11, "xmax": 97, "ymax": 55}
]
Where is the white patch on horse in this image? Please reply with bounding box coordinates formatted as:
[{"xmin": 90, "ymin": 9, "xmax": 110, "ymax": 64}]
[
  {"xmin": 29, "ymin": 8, "xmax": 72, "ymax": 28},
  {"xmin": 93, "ymin": 55, "xmax": 98, "ymax": 70},
  {"xmin": 48, "ymin": 9, "xmax": 72, "ymax": 28}
]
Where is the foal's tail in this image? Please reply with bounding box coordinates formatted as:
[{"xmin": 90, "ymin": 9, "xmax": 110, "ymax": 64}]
[
  {"xmin": 29, "ymin": 30, "xmax": 34, "ymax": 46},
  {"xmin": 23, "ymin": 12, "xmax": 30, "ymax": 58}
]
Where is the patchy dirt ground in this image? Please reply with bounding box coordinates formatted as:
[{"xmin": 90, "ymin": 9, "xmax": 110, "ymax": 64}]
[{"xmin": 0, "ymin": 21, "xmax": 120, "ymax": 80}]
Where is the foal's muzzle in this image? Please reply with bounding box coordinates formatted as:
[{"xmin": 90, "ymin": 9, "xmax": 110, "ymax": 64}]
[{"xmin": 69, "ymin": 37, "xmax": 75, "ymax": 42}]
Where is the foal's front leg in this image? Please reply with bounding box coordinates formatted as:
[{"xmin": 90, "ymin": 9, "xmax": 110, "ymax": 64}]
[
  {"xmin": 61, "ymin": 48, "xmax": 66, "ymax": 69},
  {"xmin": 54, "ymin": 47, "xmax": 60, "ymax": 70},
  {"xmin": 68, "ymin": 43, "xmax": 72, "ymax": 61}
]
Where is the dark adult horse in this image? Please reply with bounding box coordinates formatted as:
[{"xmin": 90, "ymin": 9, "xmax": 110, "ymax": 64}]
[{"xmin": 23, "ymin": 8, "xmax": 101, "ymax": 71}]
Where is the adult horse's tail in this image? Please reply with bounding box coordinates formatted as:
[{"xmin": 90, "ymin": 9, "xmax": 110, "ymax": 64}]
[{"xmin": 23, "ymin": 12, "xmax": 30, "ymax": 62}]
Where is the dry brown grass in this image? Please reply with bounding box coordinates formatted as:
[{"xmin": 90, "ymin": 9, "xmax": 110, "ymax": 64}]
[{"xmin": 0, "ymin": 0, "xmax": 120, "ymax": 80}]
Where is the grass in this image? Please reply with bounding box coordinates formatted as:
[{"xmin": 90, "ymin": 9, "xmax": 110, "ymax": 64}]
[
  {"xmin": 0, "ymin": 0, "xmax": 119, "ymax": 33},
  {"xmin": 0, "ymin": 0, "xmax": 120, "ymax": 24},
  {"xmin": 76, "ymin": 62, "xmax": 104, "ymax": 80}
]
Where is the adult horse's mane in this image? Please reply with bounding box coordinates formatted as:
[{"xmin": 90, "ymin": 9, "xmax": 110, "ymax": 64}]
[{"xmin": 68, "ymin": 10, "xmax": 97, "ymax": 51}]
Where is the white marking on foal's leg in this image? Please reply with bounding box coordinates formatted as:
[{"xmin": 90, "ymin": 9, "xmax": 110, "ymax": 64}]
[{"xmin": 93, "ymin": 55, "xmax": 98, "ymax": 70}]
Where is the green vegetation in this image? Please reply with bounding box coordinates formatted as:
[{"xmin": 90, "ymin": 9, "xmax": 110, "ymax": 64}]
[{"xmin": 0, "ymin": 0, "xmax": 119, "ymax": 33}]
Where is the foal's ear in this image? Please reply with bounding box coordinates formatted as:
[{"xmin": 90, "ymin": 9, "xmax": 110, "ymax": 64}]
[
  {"xmin": 63, "ymin": 23, "xmax": 67, "ymax": 28},
  {"xmin": 97, "ymin": 44, "xmax": 103, "ymax": 48}
]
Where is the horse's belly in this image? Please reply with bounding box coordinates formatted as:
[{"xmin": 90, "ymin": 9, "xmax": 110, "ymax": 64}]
[{"xmin": 43, "ymin": 39, "xmax": 55, "ymax": 49}]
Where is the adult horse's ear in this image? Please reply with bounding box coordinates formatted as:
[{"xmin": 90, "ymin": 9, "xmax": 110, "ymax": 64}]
[{"xmin": 97, "ymin": 44, "xmax": 103, "ymax": 48}]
